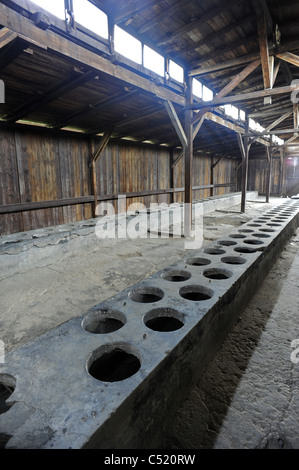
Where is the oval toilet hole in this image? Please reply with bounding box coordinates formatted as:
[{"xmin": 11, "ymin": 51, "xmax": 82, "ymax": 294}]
[
  {"xmin": 162, "ymin": 269, "xmax": 191, "ymax": 282},
  {"xmin": 129, "ymin": 287, "xmax": 164, "ymax": 303},
  {"xmin": 179, "ymin": 285, "xmax": 214, "ymax": 302},
  {"xmin": 88, "ymin": 344, "xmax": 141, "ymax": 383},
  {"xmin": 238, "ymin": 229, "xmax": 254, "ymax": 233},
  {"xmin": 259, "ymin": 228, "xmax": 276, "ymax": 233},
  {"xmin": 221, "ymin": 256, "xmax": 247, "ymax": 265},
  {"xmin": 234, "ymin": 246, "xmax": 257, "ymax": 254},
  {"xmin": 203, "ymin": 248, "xmax": 226, "ymax": 255},
  {"xmin": 203, "ymin": 268, "xmax": 233, "ymax": 280},
  {"xmin": 247, "ymin": 224, "xmax": 262, "ymax": 227},
  {"xmin": 217, "ymin": 240, "xmax": 237, "ymax": 246},
  {"xmin": 228, "ymin": 234, "xmax": 246, "ymax": 239},
  {"xmin": 186, "ymin": 257, "xmax": 211, "ymax": 266},
  {"xmin": 266, "ymin": 223, "xmax": 282, "ymax": 227},
  {"xmin": 244, "ymin": 239, "xmax": 264, "ymax": 245},
  {"xmin": 0, "ymin": 375, "xmax": 16, "ymax": 416},
  {"xmin": 144, "ymin": 308, "xmax": 184, "ymax": 332},
  {"xmin": 252, "ymin": 233, "xmax": 271, "ymax": 238},
  {"xmin": 82, "ymin": 309, "xmax": 126, "ymax": 334}
]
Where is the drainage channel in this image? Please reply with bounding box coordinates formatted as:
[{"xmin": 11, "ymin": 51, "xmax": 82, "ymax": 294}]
[{"xmin": 0, "ymin": 199, "xmax": 299, "ymax": 449}]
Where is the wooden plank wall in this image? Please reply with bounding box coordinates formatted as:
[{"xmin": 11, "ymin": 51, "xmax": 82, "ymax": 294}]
[
  {"xmin": 248, "ymin": 158, "xmax": 281, "ymax": 195},
  {"xmin": 0, "ymin": 127, "xmax": 238, "ymax": 235}
]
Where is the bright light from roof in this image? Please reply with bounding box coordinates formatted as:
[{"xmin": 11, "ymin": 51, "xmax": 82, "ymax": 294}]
[
  {"xmin": 73, "ymin": 0, "xmax": 108, "ymax": 38},
  {"xmin": 193, "ymin": 79, "xmax": 202, "ymax": 98},
  {"xmin": 202, "ymin": 85, "xmax": 213, "ymax": 102},
  {"xmin": 32, "ymin": 0, "xmax": 65, "ymax": 19},
  {"xmin": 169, "ymin": 60, "xmax": 184, "ymax": 83},
  {"xmin": 115, "ymin": 26, "xmax": 142, "ymax": 64},
  {"xmin": 144, "ymin": 46, "xmax": 165, "ymax": 77}
]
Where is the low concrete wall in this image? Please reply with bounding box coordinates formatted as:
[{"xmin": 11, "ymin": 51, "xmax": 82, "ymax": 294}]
[
  {"xmin": 0, "ymin": 192, "xmax": 258, "ymax": 279},
  {"xmin": 4, "ymin": 193, "xmax": 299, "ymax": 450}
]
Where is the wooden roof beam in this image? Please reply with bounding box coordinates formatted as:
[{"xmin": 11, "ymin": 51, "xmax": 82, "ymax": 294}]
[
  {"xmin": 164, "ymin": 100, "xmax": 187, "ymax": 148},
  {"xmin": 257, "ymin": 13, "xmax": 273, "ymax": 104},
  {"xmin": 186, "ymin": 84, "xmax": 299, "ymax": 110},
  {"xmin": 276, "ymin": 52, "xmax": 299, "ymax": 68},
  {"xmin": 0, "ymin": 27, "xmax": 17, "ymax": 49},
  {"xmin": 0, "ymin": 3, "xmax": 185, "ymax": 108},
  {"xmin": 294, "ymin": 103, "xmax": 299, "ymax": 136},
  {"xmin": 192, "ymin": 59, "xmax": 261, "ymax": 129}
]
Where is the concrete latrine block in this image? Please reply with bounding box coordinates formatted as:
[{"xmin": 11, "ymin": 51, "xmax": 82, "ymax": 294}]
[{"xmin": 0, "ymin": 198, "xmax": 299, "ymax": 449}]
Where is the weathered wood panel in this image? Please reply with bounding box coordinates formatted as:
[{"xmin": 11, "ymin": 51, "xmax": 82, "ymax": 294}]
[
  {"xmin": 248, "ymin": 157, "xmax": 282, "ymax": 196},
  {"xmin": 0, "ymin": 128, "xmax": 238, "ymax": 235}
]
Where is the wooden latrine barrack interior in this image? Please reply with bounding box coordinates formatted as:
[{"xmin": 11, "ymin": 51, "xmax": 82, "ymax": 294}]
[{"xmin": 0, "ymin": 0, "xmax": 299, "ymax": 235}]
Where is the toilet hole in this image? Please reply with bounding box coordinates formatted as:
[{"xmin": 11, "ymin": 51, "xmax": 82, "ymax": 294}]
[
  {"xmin": 129, "ymin": 287, "xmax": 164, "ymax": 303},
  {"xmin": 82, "ymin": 309, "xmax": 126, "ymax": 334},
  {"xmin": 252, "ymin": 233, "xmax": 271, "ymax": 238},
  {"xmin": 0, "ymin": 375, "xmax": 16, "ymax": 416},
  {"xmin": 234, "ymin": 246, "xmax": 257, "ymax": 254},
  {"xmin": 144, "ymin": 308, "xmax": 184, "ymax": 332},
  {"xmin": 244, "ymin": 239, "xmax": 264, "ymax": 245},
  {"xmin": 203, "ymin": 248, "xmax": 226, "ymax": 255},
  {"xmin": 217, "ymin": 240, "xmax": 237, "ymax": 246},
  {"xmin": 203, "ymin": 268, "xmax": 233, "ymax": 280},
  {"xmin": 186, "ymin": 257, "xmax": 211, "ymax": 267},
  {"xmin": 179, "ymin": 285, "xmax": 214, "ymax": 301},
  {"xmin": 229, "ymin": 234, "xmax": 246, "ymax": 239},
  {"xmin": 88, "ymin": 344, "xmax": 141, "ymax": 382},
  {"xmin": 162, "ymin": 270, "xmax": 191, "ymax": 282},
  {"xmin": 221, "ymin": 256, "xmax": 247, "ymax": 265}
]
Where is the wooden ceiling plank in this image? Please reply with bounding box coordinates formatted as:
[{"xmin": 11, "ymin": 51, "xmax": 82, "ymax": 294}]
[
  {"xmin": 114, "ymin": 0, "xmax": 161, "ymax": 25},
  {"xmin": 157, "ymin": 0, "xmax": 242, "ymax": 47},
  {"xmin": 176, "ymin": 13, "xmax": 256, "ymax": 57},
  {"xmin": 138, "ymin": 0, "xmax": 187, "ymax": 34},
  {"xmin": 4, "ymin": 69, "xmax": 97, "ymax": 123}
]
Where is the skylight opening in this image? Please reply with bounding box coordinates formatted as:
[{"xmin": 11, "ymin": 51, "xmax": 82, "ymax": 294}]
[
  {"xmin": 73, "ymin": 0, "xmax": 108, "ymax": 39},
  {"xmin": 115, "ymin": 26, "xmax": 142, "ymax": 64},
  {"xmin": 32, "ymin": 0, "xmax": 65, "ymax": 19},
  {"xmin": 202, "ymin": 85, "xmax": 213, "ymax": 102},
  {"xmin": 144, "ymin": 46, "xmax": 165, "ymax": 77},
  {"xmin": 240, "ymin": 109, "xmax": 246, "ymax": 121},
  {"xmin": 169, "ymin": 60, "xmax": 184, "ymax": 83},
  {"xmin": 193, "ymin": 79, "xmax": 203, "ymax": 99}
]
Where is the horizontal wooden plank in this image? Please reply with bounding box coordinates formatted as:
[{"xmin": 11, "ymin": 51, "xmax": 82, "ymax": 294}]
[{"xmin": 0, "ymin": 184, "xmax": 235, "ymax": 214}]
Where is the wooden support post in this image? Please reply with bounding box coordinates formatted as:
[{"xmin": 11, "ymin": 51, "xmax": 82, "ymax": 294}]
[
  {"xmin": 91, "ymin": 161, "xmax": 98, "ymax": 218},
  {"xmin": 184, "ymin": 74, "xmax": 193, "ymax": 237},
  {"xmin": 88, "ymin": 131, "xmax": 112, "ymax": 217},
  {"xmin": 210, "ymin": 156, "xmax": 214, "ymax": 197},
  {"xmin": 265, "ymin": 144, "xmax": 273, "ymax": 203},
  {"xmin": 279, "ymin": 148, "xmax": 286, "ymax": 196},
  {"xmin": 241, "ymin": 118, "xmax": 250, "ymax": 213},
  {"xmin": 294, "ymin": 103, "xmax": 299, "ymax": 137},
  {"xmin": 169, "ymin": 148, "xmax": 175, "ymax": 204}
]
